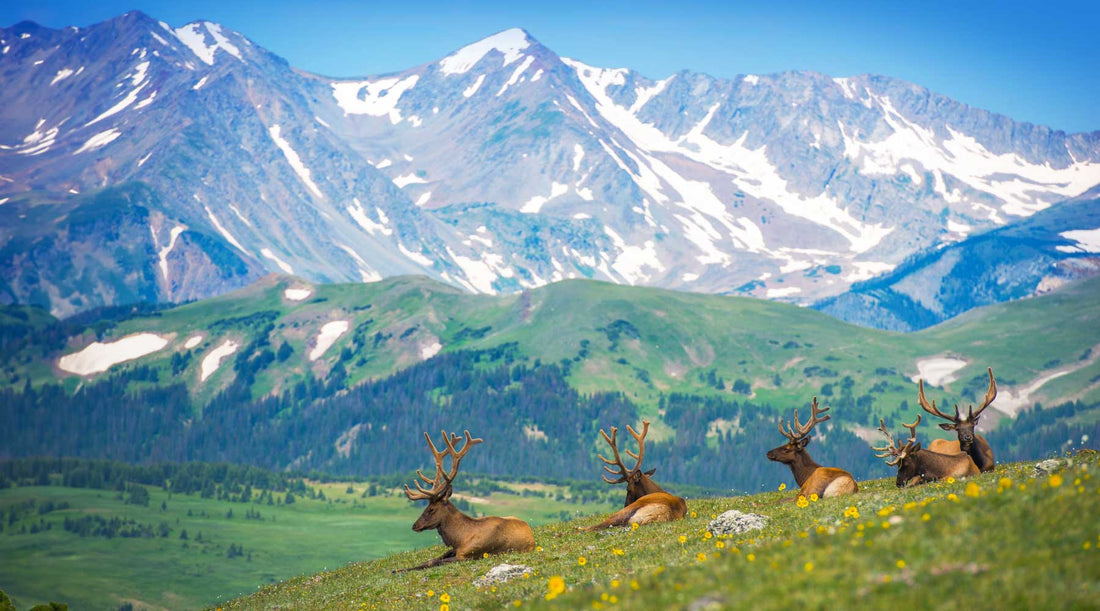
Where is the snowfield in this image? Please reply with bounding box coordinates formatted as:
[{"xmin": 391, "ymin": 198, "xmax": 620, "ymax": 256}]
[
  {"xmin": 200, "ymin": 339, "xmax": 239, "ymax": 382},
  {"xmin": 309, "ymin": 321, "xmax": 350, "ymax": 361},
  {"xmin": 58, "ymin": 333, "xmax": 169, "ymax": 375},
  {"xmin": 911, "ymin": 356, "xmax": 969, "ymax": 386}
]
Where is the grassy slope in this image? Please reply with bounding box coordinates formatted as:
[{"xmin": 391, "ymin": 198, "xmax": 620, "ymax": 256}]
[
  {"xmin": 7, "ymin": 274, "xmax": 1100, "ymax": 420},
  {"xmin": 0, "ymin": 480, "xmax": 614, "ymax": 610},
  {"xmin": 222, "ymin": 456, "xmax": 1100, "ymax": 610}
]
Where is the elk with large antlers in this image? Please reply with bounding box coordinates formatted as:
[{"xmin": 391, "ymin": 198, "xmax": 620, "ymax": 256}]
[
  {"xmin": 919, "ymin": 367, "xmax": 997, "ymax": 472},
  {"xmin": 582, "ymin": 421, "xmax": 687, "ymax": 530},
  {"xmin": 766, "ymin": 397, "xmax": 858, "ymax": 498},
  {"xmin": 395, "ymin": 430, "xmax": 534, "ymax": 572},
  {"xmin": 874, "ymin": 415, "xmax": 979, "ymax": 487}
]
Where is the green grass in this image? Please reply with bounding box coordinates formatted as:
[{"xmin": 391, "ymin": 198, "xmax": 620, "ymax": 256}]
[
  {"xmin": 219, "ymin": 455, "xmax": 1100, "ymax": 610},
  {"xmin": 0, "ymin": 479, "xmax": 614, "ymax": 610},
  {"xmin": 7, "ymin": 274, "xmax": 1100, "ymax": 421}
]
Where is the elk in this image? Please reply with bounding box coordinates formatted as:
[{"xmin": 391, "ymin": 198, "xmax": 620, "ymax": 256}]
[
  {"xmin": 766, "ymin": 397, "xmax": 858, "ymax": 498},
  {"xmin": 874, "ymin": 415, "xmax": 979, "ymax": 487},
  {"xmin": 582, "ymin": 421, "xmax": 687, "ymax": 530},
  {"xmin": 394, "ymin": 429, "xmax": 534, "ymax": 572},
  {"xmin": 919, "ymin": 367, "xmax": 997, "ymax": 472}
]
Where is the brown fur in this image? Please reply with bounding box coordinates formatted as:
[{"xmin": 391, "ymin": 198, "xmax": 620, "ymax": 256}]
[
  {"xmin": 583, "ymin": 492, "xmax": 687, "ymax": 531},
  {"xmin": 767, "ymin": 398, "xmax": 858, "ymax": 498},
  {"xmin": 586, "ymin": 421, "xmax": 687, "ymax": 530},
  {"xmin": 395, "ymin": 430, "xmax": 536, "ymax": 572},
  {"xmin": 919, "ymin": 369, "xmax": 997, "ymax": 473}
]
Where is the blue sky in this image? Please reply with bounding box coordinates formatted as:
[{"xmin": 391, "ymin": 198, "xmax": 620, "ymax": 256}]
[{"xmin": 3, "ymin": 0, "xmax": 1098, "ymax": 133}]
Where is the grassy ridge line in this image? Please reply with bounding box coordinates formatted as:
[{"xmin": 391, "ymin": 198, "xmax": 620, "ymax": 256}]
[
  {"xmin": 10, "ymin": 274, "xmax": 1100, "ymax": 414},
  {"xmin": 221, "ymin": 456, "xmax": 1100, "ymax": 610}
]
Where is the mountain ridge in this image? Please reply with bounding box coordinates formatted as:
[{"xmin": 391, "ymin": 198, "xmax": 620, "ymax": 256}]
[{"xmin": 2, "ymin": 13, "xmax": 1098, "ymax": 317}]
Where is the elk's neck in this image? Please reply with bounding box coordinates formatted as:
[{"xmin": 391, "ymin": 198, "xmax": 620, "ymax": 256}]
[
  {"xmin": 789, "ymin": 452, "xmax": 823, "ymax": 487},
  {"xmin": 436, "ymin": 503, "xmax": 476, "ymax": 549}
]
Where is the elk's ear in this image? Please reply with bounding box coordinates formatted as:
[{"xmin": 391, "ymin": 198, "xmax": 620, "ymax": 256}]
[
  {"xmin": 442, "ymin": 486, "xmax": 454, "ymax": 500},
  {"xmin": 938, "ymin": 423, "xmax": 957, "ymax": 431},
  {"xmin": 798, "ymin": 437, "xmax": 811, "ymax": 448},
  {"xmin": 644, "ymin": 468, "xmax": 656, "ymax": 476}
]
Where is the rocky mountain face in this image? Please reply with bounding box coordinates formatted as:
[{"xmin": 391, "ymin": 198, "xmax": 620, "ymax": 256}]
[
  {"xmin": 2, "ymin": 13, "xmax": 1099, "ymax": 317},
  {"xmin": 814, "ymin": 190, "xmax": 1100, "ymax": 331}
]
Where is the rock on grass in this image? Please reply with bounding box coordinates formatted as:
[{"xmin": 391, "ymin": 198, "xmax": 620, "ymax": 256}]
[{"xmin": 707, "ymin": 510, "xmax": 768, "ymax": 537}]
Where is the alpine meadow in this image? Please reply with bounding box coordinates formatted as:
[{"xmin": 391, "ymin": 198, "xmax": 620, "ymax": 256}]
[{"xmin": 1, "ymin": 3, "xmax": 1099, "ymax": 610}]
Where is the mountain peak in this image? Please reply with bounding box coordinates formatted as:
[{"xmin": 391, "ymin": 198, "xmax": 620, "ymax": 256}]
[{"xmin": 437, "ymin": 27, "xmax": 539, "ymax": 75}]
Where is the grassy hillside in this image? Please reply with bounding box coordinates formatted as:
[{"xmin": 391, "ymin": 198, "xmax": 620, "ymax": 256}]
[
  {"xmin": 220, "ymin": 454, "xmax": 1100, "ymax": 610},
  {"xmin": 5, "ymin": 273, "xmax": 1100, "ymax": 416},
  {"xmin": 0, "ymin": 474, "xmax": 615, "ymax": 610}
]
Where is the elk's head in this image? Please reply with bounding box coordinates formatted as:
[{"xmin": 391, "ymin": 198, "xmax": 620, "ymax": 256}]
[
  {"xmin": 403, "ymin": 429, "xmax": 481, "ymax": 531},
  {"xmin": 767, "ymin": 397, "xmax": 830, "ymax": 464},
  {"xmin": 919, "ymin": 368, "xmax": 996, "ymax": 452},
  {"xmin": 873, "ymin": 415, "xmax": 924, "ymax": 487},
  {"xmin": 597, "ymin": 421, "xmax": 661, "ymax": 506}
]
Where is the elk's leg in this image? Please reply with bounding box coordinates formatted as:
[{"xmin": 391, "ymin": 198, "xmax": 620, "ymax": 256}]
[{"xmin": 392, "ymin": 548, "xmax": 458, "ymax": 573}]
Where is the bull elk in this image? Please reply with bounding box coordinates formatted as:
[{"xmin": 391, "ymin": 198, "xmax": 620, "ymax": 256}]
[
  {"xmin": 874, "ymin": 415, "xmax": 979, "ymax": 487},
  {"xmin": 582, "ymin": 421, "xmax": 687, "ymax": 530},
  {"xmin": 919, "ymin": 367, "xmax": 997, "ymax": 472},
  {"xmin": 394, "ymin": 429, "xmax": 534, "ymax": 572},
  {"xmin": 766, "ymin": 397, "xmax": 858, "ymax": 498}
]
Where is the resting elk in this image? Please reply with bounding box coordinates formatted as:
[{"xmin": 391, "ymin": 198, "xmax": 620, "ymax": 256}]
[
  {"xmin": 874, "ymin": 415, "xmax": 979, "ymax": 487},
  {"xmin": 394, "ymin": 429, "xmax": 534, "ymax": 572},
  {"xmin": 582, "ymin": 421, "xmax": 687, "ymax": 530},
  {"xmin": 766, "ymin": 397, "xmax": 858, "ymax": 498},
  {"xmin": 919, "ymin": 367, "xmax": 997, "ymax": 472}
]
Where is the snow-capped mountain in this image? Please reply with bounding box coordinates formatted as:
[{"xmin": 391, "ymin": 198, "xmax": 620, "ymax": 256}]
[{"xmin": 2, "ymin": 14, "xmax": 1099, "ymax": 316}]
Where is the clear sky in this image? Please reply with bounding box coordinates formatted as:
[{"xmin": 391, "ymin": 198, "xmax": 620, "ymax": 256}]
[{"xmin": 3, "ymin": 0, "xmax": 1098, "ymax": 133}]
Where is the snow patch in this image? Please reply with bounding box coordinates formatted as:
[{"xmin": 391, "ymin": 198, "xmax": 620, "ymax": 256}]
[
  {"xmin": 200, "ymin": 340, "xmax": 239, "ymax": 381},
  {"xmin": 309, "ymin": 321, "xmax": 350, "ymax": 361},
  {"xmin": 912, "ymin": 357, "xmax": 969, "ymax": 386},
  {"xmin": 766, "ymin": 286, "xmax": 802, "ymax": 298},
  {"xmin": 463, "ymin": 74, "xmax": 486, "ymax": 97},
  {"xmin": 73, "ymin": 128, "xmax": 121, "ymax": 154},
  {"xmin": 415, "ymin": 191, "xmax": 432, "ymax": 207},
  {"xmin": 347, "ymin": 197, "xmax": 392, "ymax": 236},
  {"xmin": 152, "ymin": 224, "xmax": 187, "ymax": 282},
  {"xmin": 59, "ymin": 333, "xmax": 169, "ymax": 376},
  {"xmin": 51, "ymin": 68, "xmax": 75, "ymax": 85},
  {"xmin": 331, "ymin": 75, "xmax": 419, "ymax": 124},
  {"xmin": 439, "ymin": 28, "xmax": 530, "ymax": 75},
  {"xmin": 1058, "ymin": 227, "xmax": 1100, "ymax": 253},
  {"xmin": 261, "ymin": 248, "xmax": 294, "ymax": 274},
  {"xmin": 520, "ymin": 182, "xmax": 568, "ymax": 214},
  {"xmin": 742, "ymin": 74, "xmax": 759, "ymax": 86},
  {"xmin": 174, "ymin": 22, "xmax": 242, "ymax": 65},
  {"xmin": 284, "ymin": 287, "xmax": 313, "ymax": 301},
  {"xmin": 193, "ymin": 76, "xmax": 208, "ymax": 90},
  {"xmin": 496, "ymin": 55, "xmax": 534, "ymax": 96},
  {"xmin": 420, "ymin": 341, "xmax": 442, "ymax": 360},
  {"xmin": 268, "ymin": 124, "xmax": 324, "ymax": 199},
  {"xmin": 399, "ymin": 243, "xmax": 435, "ymax": 267},
  {"xmin": 393, "ymin": 173, "xmax": 427, "ymax": 188},
  {"xmin": 183, "ymin": 335, "xmax": 203, "ymax": 349},
  {"xmin": 203, "ymin": 204, "xmax": 247, "ymax": 253},
  {"xmin": 844, "ymin": 261, "xmax": 895, "ymax": 282}
]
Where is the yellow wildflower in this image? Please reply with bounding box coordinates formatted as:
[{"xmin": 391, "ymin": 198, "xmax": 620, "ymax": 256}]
[
  {"xmin": 896, "ymin": 559, "xmax": 906, "ymax": 569},
  {"xmin": 877, "ymin": 505, "xmax": 894, "ymax": 517},
  {"xmin": 716, "ymin": 541, "xmax": 725, "ymax": 549},
  {"xmin": 804, "ymin": 562, "xmax": 813, "ymax": 572},
  {"xmin": 946, "ymin": 477, "xmax": 956, "ymax": 484},
  {"xmin": 690, "ymin": 511, "xmax": 698, "ymax": 518},
  {"xmin": 609, "ymin": 596, "xmax": 618, "ymax": 604},
  {"xmin": 513, "ymin": 601, "xmax": 522, "ymax": 607},
  {"xmin": 844, "ymin": 506, "xmax": 860, "ymax": 519},
  {"xmin": 809, "ymin": 493, "xmax": 819, "ymax": 502},
  {"xmin": 778, "ymin": 482, "xmax": 787, "ymax": 491},
  {"xmin": 678, "ymin": 535, "xmax": 687, "ymax": 544},
  {"xmin": 697, "ymin": 552, "xmax": 707, "ymax": 562},
  {"xmin": 439, "ymin": 593, "xmax": 451, "ymax": 604},
  {"xmin": 630, "ymin": 522, "xmax": 639, "ymax": 531},
  {"xmin": 965, "ymin": 482, "xmax": 981, "ymax": 498},
  {"xmin": 947, "ymin": 493, "xmax": 959, "ymax": 502},
  {"xmin": 921, "ymin": 513, "xmax": 931, "ymax": 522},
  {"xmin": 630, "ymin": 579, "xmax": 640, "ymax": 591},
  {"xmin": 427, "ymin": 590, "xmax": 435, "ymax": 598},
  {"xmin": 747, "ymin": 553, "xmax": 756, "ymax": 562},
  {"xmin": 611, "ymin": 579, "xmax": 620, "ymax": 588},
  {"xmin": 704, "ymin": 531, "xmax": 713, "ymax": 540},
  {"xmin": 546, "ymin": 576, "xmax": 566, "ymax": 601},
  {"xmin": 578, "ymin": 556, "xmax": 587, "ymax": 566},
  {"xmin": 440, "ymin": 605, "xmax": 449, "ymax": 611},
  {"xmin": 1050, "ymin": 473, "xmax": 1064, "ymax": 487},
  {"xmin": 612, "ymin": 548, "xmax": 624, "ymax": 556},
  {"xmin": 796, "ymin": 495, "xmax": 809, "ymax": 508},
  {"xmin": 483, "ymin": 552, "xmax": 490, "ymax": 558}
]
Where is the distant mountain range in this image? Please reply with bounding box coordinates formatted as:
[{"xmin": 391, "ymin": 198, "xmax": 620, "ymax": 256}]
[{"xmin": 2, "ymin": 12, "xmax": 1099, "ymax": 319}]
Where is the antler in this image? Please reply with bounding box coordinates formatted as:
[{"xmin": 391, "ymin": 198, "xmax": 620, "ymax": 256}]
[
  {"xmin": 872, "ymin": 415, "xmax": 922, "ymax": 467},
  {"xmin": 403, "ymin": 429, "xmax": 482, "ymax": 502},
  {"xmin": 918, "ymin": 379, "xmax": 956, "ymax": 422},
  {"xmin": 597, "ymin": 421, "xmax": 650, "ymax": 484},
  {"xmin": 440, "ymin": 429, "xmax": 483, "ymax": 485},
  {"xmin": 778, "ymin": 397, "xmax": 831, "ymax": 442},
  {"xmin": 404, "ymin": 431, "xmax": 450, "ymax": 501},
  {"xmin": 971, "ymin": 368, "xmax": 997, "ymax": 419}
]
